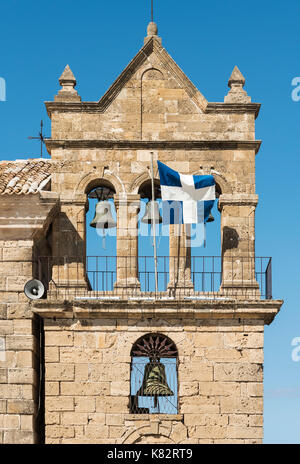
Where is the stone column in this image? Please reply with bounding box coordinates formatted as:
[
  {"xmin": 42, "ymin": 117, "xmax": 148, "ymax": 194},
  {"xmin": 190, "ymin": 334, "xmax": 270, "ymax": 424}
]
[
  {"xmin": 114, "ymin": 194, "xmax": 140, "ymax": 292},
  {"xmin": 168, "ymin": 223, "xmax": 193, "ymax": 297},
  {"xmin": 50, "ymin": 194, "xmax": 89, "ymax": 295},
  {"xmin": 219, "ymin": 194, "xmax": 260, "ymax": 299},
  {"xmin": 0, "ymin": 240, "xmax": 40, "ymax": 444}
]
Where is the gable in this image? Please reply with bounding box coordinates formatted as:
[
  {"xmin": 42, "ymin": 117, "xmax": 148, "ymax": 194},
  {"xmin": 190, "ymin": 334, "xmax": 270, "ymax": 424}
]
[
  {"xmin": 99, "ymin": 37, "xmax": 207, "ymax": 115},
  {"xmin": 90, "ymin": 37, "xmax": 208, "ymax": 141}
]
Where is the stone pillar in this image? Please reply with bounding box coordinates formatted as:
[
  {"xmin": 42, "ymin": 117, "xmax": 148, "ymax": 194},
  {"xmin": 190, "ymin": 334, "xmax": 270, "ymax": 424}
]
[
  {"xmin": 0, "ymin": 240, "xmax": 40, "ymax": 444},
  {"xmin": 114, "ymin": 194, "xmax": 140, "ymax": 292},
  {"xmin": 50, "ymin": 195, "xmax": 88, "ymax": 295},
  {"xmin": 168, "ymin": 224, "xmax": 193, "ymax": 297},
  {"xmin": 219, "ymin": 194, "xmax": 260, "ymax": 299}
]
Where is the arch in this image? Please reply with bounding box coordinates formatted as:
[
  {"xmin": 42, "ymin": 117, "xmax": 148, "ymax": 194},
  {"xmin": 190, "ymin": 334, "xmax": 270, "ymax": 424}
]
[
  {"xmin": 131, "ymin": 333, "xmax": 178, "ymax": 358},
  {"xmin": 75, "ymin": 170, "xmax": 125, "ymax": 196},
  {"xmin": 129, "ymin": 171, "xmax": 160, "ymax": 195},
  {"xmin": 122, "ymin": 425, "xmax": 175, "ymax": 444},
  {"xmin": 191, "ymin": 169, "xmax": 232, "ymax": 196},
  {"xmin": 130, "ymin": 333, "xmax": 178, "ymax": 415},
  {"xmin": 141, "ymin": 67, "xmax": 165, "ymax": 81},
  {"xmin": 136, "ymin": 65, "xmax": 166, "ymax": 81}
]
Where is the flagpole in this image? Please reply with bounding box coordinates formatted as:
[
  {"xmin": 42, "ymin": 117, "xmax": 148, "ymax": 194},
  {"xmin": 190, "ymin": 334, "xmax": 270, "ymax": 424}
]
[{"xmin": 150, "ymin": 152, "xmax": 158, "ymax": 294}]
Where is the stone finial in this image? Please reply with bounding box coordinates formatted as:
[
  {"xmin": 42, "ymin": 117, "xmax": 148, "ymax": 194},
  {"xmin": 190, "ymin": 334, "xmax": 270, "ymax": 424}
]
[
  {"xmin": 147, "ymin": 21, "xmax": 158, "ymax": 36},
  {"xmin": 144, "ymin": 21, "xmax": 162, "ymax": 45},
  {"xmin": 54, "ymin": 64, "xmax": 81, "ymax": 102},
  {"xmin": 224, "ymin": 65, "xmax": 251, "ymax": 103}
]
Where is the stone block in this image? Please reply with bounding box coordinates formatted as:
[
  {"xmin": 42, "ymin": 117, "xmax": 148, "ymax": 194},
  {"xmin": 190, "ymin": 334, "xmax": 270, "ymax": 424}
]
[
  {"xmin": 61, "ymin": 412, "xmax": 88, "ymax": 426},
  {"xmin": 4, "ymin": 430, "xmax": 34, "ymax": 444},
  {"xmin": 46, "ymin": 363, "xmax": 75, "ymax": 381},
  {"xmin": 3, "ymin": 414, "xmax": 20, "ymax": 429},
  {"xmin": 7, "ymin": 400, "xmax": 35, "ymax": 414},
  {"xmin": 45, "ymin": 397, "xmax": 74, "ymax": 412},
  {"xmin": 45, "ymin": 332, "xmax": 73, "ymax": 347},
  {"xmin": 220, "ymin": 396, "xmax": 263, "ymax": 414}
]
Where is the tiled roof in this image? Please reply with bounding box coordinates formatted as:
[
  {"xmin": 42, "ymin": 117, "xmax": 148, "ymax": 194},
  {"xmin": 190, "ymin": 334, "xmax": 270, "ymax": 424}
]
[{"xmin": 0, "ymin": 159, "xmax": 53, "ymax": 194}]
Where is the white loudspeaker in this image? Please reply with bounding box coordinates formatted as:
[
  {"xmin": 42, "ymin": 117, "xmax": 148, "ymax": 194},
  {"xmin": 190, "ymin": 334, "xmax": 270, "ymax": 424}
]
[{"xmin": 24, "ymin": 279, "xmax": 45, "ymax": 300}]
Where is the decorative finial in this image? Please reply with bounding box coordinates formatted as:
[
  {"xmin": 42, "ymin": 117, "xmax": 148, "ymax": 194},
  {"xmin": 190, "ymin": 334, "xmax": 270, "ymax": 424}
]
[
  {"xmin": 54, "ymin": 64, "xmax": 81, "ymax": 102},
  {"xmin": 228, "ymin": 66, "xmax": 245, "ymax": 87},
  {"xmin": 147, "ymin": 21, "xmax": 158, "ymax": 36},
  {"xmin": 224, "ymin": 65, "xmax": 251, "ymax": 103}
]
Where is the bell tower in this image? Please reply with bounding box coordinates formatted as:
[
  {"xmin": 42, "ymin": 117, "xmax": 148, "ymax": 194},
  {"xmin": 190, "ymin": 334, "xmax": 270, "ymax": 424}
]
[{"xmin": 0, "ymin": 20, "xmax": 283, "ymax": 444}]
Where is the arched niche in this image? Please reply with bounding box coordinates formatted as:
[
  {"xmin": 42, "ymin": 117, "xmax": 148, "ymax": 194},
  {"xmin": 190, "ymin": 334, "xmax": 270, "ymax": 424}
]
[
  {"xmin": 188, "ymin": 171, "xmax": 229, "ymax": 293},
  {"xmin": 129, "ymin": 333, "xmax": 178, "ymax": 415},
  {"xmin": 137, "ymin": 179, "xmax": 169, "ymax": 292},
  {"xmin": 85, "ymin": 179, "xmax": 117, "ymax": 291}
]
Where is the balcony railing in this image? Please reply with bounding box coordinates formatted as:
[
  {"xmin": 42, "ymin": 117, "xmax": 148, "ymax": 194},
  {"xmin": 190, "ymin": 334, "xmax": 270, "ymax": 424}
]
[{"xmin": 34, "ymin": 255, "xmax": 272, "ymax": 300}]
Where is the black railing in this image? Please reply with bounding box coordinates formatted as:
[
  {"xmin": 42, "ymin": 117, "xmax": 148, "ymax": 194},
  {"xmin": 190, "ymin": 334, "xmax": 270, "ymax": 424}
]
[{"xmin": 34, "ymin": 255, "xmax": 272, "ymax": 300}]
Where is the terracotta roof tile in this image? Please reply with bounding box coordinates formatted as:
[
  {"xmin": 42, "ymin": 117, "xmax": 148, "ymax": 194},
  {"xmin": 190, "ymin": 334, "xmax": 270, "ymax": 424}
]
[{"xmin": 0, "ymin": 159, "xmax": 53, "ymax": 194}]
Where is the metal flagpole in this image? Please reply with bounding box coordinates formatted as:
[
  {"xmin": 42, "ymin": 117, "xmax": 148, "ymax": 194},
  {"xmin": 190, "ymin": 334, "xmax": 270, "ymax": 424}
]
[{"xmin": 150, "ymin": 152, "xmax": 158, "ymax": 294}]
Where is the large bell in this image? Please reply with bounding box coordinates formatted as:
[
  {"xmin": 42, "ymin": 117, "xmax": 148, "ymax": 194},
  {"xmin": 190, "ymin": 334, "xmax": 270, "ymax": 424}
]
[
  {"xmin": 90, "ymin": 201, "xmax": 117, "ymax": 229},
  {"xmin": 141, "ymin": 201, "xmax": 162, "ymax": 224},
  {"xmin": 137, "ymin": 360, "xmax": 173, "ymax": 403}
]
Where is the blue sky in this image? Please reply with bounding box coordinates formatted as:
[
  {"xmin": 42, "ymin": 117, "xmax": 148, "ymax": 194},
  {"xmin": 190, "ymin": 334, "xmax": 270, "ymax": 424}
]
[{"xmin": 1, "ymin": 0, "xmax": 300, "ymax": 443}]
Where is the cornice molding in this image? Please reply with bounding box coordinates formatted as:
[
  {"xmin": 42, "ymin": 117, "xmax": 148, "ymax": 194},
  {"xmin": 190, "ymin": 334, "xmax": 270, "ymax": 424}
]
[
  {"xmin": 46, "ymin": 139, "xmax": 262, "ymax": 154},
  {"xmin": 206, "ymin": 102, "xmax": 261, "ymax": 118},
  {"xmin": 32, "ymin": 298, "xmax": 283, "ymax": 325}
]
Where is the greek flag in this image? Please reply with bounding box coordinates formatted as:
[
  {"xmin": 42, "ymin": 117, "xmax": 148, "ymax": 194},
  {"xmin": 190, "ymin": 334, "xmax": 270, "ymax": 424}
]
[{"xmin": 157, "ymin": 161, "xmax": 215, "ymax": 224}]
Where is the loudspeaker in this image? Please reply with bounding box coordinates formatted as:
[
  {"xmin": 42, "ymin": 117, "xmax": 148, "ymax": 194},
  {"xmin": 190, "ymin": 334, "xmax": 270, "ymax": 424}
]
[{"xmin": 24, "ymin": 279, "xmax": 45, "ymax": 300}]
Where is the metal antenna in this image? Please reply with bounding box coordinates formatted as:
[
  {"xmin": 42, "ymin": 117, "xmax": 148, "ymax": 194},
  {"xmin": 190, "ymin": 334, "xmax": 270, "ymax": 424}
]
[
  {"xmin": 28, "ymin": 120, "xmax": 48, "ymax": 158},
  {"xmin": 151, "ymin": 0, "xmax": 153, "ymax": 22}
]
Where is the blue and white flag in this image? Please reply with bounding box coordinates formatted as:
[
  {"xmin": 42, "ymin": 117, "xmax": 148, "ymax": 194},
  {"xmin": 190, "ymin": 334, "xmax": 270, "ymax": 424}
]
[{"xmin": 157, "ymin": 161, "xmax": 215, "ymax": 224}]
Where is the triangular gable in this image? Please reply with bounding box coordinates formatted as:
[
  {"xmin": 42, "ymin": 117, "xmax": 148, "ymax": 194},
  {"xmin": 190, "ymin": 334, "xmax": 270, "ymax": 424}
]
[{"xmin": 97, "ymin": 36, "xmax": 207, "ymax": 113}]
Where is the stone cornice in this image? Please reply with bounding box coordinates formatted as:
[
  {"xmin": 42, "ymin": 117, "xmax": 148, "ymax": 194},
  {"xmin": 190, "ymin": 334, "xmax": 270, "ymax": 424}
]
[
  {"xmin": 206, "ymin": 102, "xmax": 261, "ymax": 118},
  {"xmin": 44, "ymin": 101, "xmax": 261, "ymax": 118},
  {"xmin": 32, "ymin": 298, "xmax": 283, "ymax": 325},
  {"xmin": 219, "ymin": 194, "xmax": 259, "ymax": 208},
  {"xmin": 45, "ymin": 139, "xmax": 262, "ymax": 154},
  {"xmin": 0, "ymin": 193, "xmax": 59, "ymax": 240}
]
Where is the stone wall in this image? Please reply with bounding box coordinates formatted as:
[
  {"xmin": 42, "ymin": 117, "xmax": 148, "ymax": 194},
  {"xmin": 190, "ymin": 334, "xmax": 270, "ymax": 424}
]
[
  {"xmin": 0, "ymin": 240, "xmax": 41, "ymax": 444},
  {"xmin": 43, "ymin": 315, "xmax": 264, "ymax": 444}
]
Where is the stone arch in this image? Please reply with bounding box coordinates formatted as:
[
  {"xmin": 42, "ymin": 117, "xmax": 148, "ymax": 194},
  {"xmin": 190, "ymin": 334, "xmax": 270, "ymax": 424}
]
[
  {"xmin": 129, "ymin": 171, "xmax": 160, "ymax": 195},
  {"xmin": 75, "ymin": 170, "xmax": 125, "ymax": 196},
  {"xmin": 122, "ymin": 424, "xmax": 175, "ymax": 444},
  {"xmin": 135, "ymin": 65, "xmax": 166, "ymax": 81},
  {"xmin": 141, "ymin": 67, "xmax": 165, "ymax": 81},
  {"xmin": 191, "ymin": 169, "xmax": 232, "ymax": 196}
]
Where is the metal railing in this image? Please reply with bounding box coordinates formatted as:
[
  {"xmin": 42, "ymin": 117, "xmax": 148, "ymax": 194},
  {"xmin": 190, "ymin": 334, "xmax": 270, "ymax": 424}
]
[{"xmin": 34, "ymin": 255, "xmax": 272, "ymax": 300}]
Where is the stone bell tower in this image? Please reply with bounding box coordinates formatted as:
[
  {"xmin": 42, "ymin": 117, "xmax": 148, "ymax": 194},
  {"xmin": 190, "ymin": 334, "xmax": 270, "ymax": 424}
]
[{"xmin": 0, "ymin": 22, "xmax": 283, "ymax": 444}]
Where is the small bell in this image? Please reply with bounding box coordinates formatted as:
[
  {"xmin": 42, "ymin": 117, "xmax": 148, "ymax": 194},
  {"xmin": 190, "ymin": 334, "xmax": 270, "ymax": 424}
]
[
  {"xmin": 137, "ymin": 359, "xmax": 173, "ymax": 408},
  {"xmin": 141, "ymin": 201, "xmax": 162, "ymax": 224},
  {"xmin": 206, "ymin": 211, "xmax": 215, "ymax": 223},
  {"xmin": 90, "ymin": 201, "xmax": 117, "ymax": 229}
]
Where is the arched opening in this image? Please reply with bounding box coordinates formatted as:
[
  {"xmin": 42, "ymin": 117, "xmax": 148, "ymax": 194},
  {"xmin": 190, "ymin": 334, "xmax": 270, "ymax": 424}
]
[
  {"xmin": 85, "ymin": 180, "xmax": 117, "ymax": 291},
  {"xmin": 190, "ymin": 181, "xmax": 222, "ymax": 293},
  {"xmin": 129, "ymin": 333, "xmax": 178, "ymax": 414},
  {"xmin": 138, "ymin": 179, "xmax": 169, "ymax": 292}
]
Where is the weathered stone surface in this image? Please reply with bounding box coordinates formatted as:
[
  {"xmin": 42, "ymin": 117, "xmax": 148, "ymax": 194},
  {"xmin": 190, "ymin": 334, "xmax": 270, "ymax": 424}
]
[{"xmin": 0, "ymin": 20, "xmax": 283, "ymax": 445}]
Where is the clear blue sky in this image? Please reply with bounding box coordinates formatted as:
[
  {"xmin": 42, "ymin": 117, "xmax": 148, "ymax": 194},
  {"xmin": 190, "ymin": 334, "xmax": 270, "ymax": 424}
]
[{"xmin": 1, "ymin": 0, "xmax": 299, "ymax": 443}]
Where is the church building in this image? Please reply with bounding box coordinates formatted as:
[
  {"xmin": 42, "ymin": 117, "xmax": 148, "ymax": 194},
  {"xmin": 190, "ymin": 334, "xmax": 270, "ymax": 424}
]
[{"xmin": 0, "ymin": 22, "xmax": 283, "ymax": 444}]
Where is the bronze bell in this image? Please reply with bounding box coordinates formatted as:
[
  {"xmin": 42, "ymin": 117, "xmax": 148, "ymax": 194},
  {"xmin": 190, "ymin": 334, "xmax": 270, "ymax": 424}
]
[
  {"xmin": 206, "ymin": 211, "xmax": 215, "ymax": 223},
  {"xmin": 137, "ymin": 359, "xmax": 173, "ymax": 407},
  {"xmin": 141, "ymin": 201, "xmax": 162, "ymax": 224},
  {"xmin": 90, "ymin": 201, "xmax": 117, "ymax": 229}
]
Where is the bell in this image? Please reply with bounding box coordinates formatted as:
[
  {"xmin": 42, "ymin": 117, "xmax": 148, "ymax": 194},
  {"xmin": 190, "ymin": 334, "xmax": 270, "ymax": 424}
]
[
  {"xmin": 137, "ymin": 360, "xmax": 173, "ymax": 402},
  {"xmin": 206, "ymin": 211, "xmax": 215, "ymax": 223},
  {"xmin": 90, "ymin": 201, "xmax": 117, "ymax": 229},
  {"xmin": 141, "ymin": 201, "xmax": 162, "ymax": 224}
]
